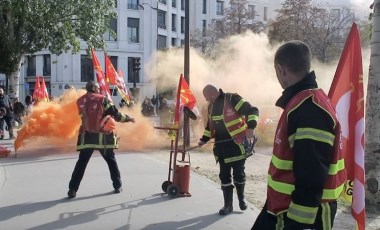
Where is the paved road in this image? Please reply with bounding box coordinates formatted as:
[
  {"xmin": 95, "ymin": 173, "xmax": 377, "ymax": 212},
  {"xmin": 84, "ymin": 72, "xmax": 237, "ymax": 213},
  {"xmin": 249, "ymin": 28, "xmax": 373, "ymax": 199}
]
[{"xmin": 0, "ymin": 144, "xmax": 259, "ymax": 230}]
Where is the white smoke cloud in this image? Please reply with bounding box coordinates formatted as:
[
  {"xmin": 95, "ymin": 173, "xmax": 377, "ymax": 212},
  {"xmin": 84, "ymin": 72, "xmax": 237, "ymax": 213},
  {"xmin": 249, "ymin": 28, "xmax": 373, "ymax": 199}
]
[{"xmin": 349, "ymin": 0, "xmax": 373, "ymax": 19}]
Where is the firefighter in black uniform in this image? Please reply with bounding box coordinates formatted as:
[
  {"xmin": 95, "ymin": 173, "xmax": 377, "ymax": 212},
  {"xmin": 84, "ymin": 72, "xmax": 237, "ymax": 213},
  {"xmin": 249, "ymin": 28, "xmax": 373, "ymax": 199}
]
[
  {"xmin": 198, "ymin": 84, "xmax": 259, "ymax": 215},
  {"xmin": 67, "ymin": 81, "xmax": 135, "ymax": 198},
  {"xmin": 251, "ymin": 41, "xmax": 346, "ymax": 229}
]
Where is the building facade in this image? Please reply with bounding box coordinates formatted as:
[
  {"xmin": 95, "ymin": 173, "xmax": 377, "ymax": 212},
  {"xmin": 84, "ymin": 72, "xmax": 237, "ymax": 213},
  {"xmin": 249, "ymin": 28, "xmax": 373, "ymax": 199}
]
[{"xmin": 0, "ymin": 0, "xmax": 354, "ymax": 103}]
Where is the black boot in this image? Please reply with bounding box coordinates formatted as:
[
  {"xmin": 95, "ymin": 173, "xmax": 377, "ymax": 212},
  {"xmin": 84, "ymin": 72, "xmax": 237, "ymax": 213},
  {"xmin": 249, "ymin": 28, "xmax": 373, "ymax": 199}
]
[
  {"xmin": 235, "ymin": 183, "xmax": 248, "ymax": 210},
  {"xmin": 219, "ymin": 185, "xmax": 234, "ymax": 215}
]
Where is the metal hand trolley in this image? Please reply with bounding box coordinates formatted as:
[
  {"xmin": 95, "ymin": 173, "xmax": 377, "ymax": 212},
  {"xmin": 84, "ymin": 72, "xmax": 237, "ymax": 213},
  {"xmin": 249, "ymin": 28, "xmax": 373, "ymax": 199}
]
[{"xmin": 154, "ymin": 126, "xmax": 192, "ymax": 198}]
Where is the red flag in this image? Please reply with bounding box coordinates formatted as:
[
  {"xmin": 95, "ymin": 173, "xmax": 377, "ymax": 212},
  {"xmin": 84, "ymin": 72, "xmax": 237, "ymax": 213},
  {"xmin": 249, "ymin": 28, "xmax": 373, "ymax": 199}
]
[
  {"xmin": 174, "ymin": 74, "xmax": 196, "ymax": 123},
  {"xmin": 117, "ymin": 70, "xmax": 128, "ymax": 93},
  {"xmin": 105, "ymin": 55, "xmax": 117, "ymax": 85},
  {"xmin": 33, "ymin": 76, "xmax": 46, "ymax": 104},
  {"xmin": 328, "ymin": 22, "xmax": 365, "ymax": 230},
  {"xmin": 41, "ymin": 77, "xmax": 49, "ymax": 102},
  {"xmin": 91, "ymin": 49, "xmax": 112, "ymax": 101},
  {"xmin": 32, "ymin": 75, "xmax": 41, "ymax": 103},
  {"xmin": 117, "ymin": 70, "xmax": 133, "ymax": 105},
  {"xmin": 105, "ymin": 56, "xmax": 132, "ymax": 105}
]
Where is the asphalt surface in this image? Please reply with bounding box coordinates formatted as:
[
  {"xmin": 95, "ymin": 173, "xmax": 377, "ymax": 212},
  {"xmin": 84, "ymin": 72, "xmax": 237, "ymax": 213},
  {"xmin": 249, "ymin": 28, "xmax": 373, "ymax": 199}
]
[{"xmin": 0, "ymin": 136, "xmax": 259, "ymax": 230}]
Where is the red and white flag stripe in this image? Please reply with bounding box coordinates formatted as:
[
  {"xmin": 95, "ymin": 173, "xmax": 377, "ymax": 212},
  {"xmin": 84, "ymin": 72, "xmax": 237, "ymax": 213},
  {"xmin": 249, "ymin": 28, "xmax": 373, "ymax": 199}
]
[{"xmin": 328, "ymin": 22, "xmax": 365, "ymax": 230}]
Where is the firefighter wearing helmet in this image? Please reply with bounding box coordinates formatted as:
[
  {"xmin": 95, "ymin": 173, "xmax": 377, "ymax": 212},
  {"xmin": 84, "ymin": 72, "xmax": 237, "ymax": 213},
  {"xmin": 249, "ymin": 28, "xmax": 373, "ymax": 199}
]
[{"xmin": 67, "ymin": 80, "xmax": 135, "ymax": 198}]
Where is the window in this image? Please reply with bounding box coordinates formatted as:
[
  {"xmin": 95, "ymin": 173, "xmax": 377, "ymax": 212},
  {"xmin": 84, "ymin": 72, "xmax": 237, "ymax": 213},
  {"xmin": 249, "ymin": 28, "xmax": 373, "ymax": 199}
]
[
  {"xmin": 172, "ymin": 14, "xmax": 176, "ymax": 31},
  {"xmin": 43, "ymin": 54, "xmax": 51, "ymax": 76},
  {"xmin": 202, "ymin": 20, "xmax": 206, "ymax": 36},
  {"xmin": 181, "ymin": 16, "xmax": 185, "ymax": 33},
  {"xmin": 216, "ymin": 1, "xmax": 224, "ymax": 15},
  {"xmin": 26, "ymin": 55, "xmax": 36, "ymax": 76},
  {"xmin": 128, "ymin": 57, "xmax": 140, "ymax": 83},
  {"xmin": 128, "ymin": 18, "xmax": 140, "ymax": 43},
  {"xmin": 158, "ymin": 35, "xmax": 167, "ymax": 49},
  {"xmin": 181, "ymin": 0, "xmax": 184, "ymax": 10},
  {"xmin": 127, "ymin": 0, "xmax": 139, "ymax": 10},
  {"xmin": 263, "ymin": 6, "xmax": 268, "ymax": 21},
  {"xmin": 104, "ymin": 18, "xmax": 117, "ymax": 41},
  {"xmin": 158, "ymin": 0, "xmax": 167, "ymax": 4},
  {"xmin": 171, "ymin": 38, "xmax": 176, "ymax": 46},
  {"xmin": 172, "ymin": 0, "xmax": 176, "ymax": 8},
  {"xmin": 109, "ymin": 56, "xmax": 118, "ymax": 72},
  {"xmin": 81, "ymin": 55, "xmax": 94, "ymax": 82},
  {"xmin": 158, "ymin": 10, "xmax": 166, "ymax": 29},
  {"xmin": 202, "ymin": 0, "xmax": 206, "ymax": 14},
  {"xmin": 248, "ymin": 5, "xmax": 255, "ymax": 18}
]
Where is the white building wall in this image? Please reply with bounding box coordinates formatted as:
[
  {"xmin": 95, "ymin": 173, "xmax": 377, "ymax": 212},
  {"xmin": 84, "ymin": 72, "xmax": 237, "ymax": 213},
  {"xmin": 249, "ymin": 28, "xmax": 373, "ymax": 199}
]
[{"xmin": 1, "ymin": 0, "xmax": 358, "ymax": 102}]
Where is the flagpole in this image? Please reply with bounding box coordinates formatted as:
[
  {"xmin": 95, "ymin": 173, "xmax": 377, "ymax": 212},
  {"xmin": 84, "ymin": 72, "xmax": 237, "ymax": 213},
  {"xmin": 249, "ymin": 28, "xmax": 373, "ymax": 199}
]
[{"xmin": 104, "ymin": 51, "xmax": 107, "ymax": 84}]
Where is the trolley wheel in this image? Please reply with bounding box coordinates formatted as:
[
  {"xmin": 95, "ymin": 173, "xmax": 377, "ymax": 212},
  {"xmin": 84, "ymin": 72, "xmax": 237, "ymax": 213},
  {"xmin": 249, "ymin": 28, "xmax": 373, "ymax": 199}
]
[
  {"xmin": 161, "ymin": 181, "xmax": 172, "ymax": 193},
  {"xmin": 167, "ymin": 184, "xmax": 179, "ymax": 198}
]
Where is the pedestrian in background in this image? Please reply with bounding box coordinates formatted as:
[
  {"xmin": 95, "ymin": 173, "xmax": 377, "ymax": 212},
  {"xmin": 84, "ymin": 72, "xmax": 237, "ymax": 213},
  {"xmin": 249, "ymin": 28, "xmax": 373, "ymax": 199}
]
[
  {"xmin": 0, "ymin": 88, "xmax": 15, "ymax": 139},
  {"xmin": 67, "ymin": 81, "xmax": 135, "ymax": 198},
  {"xmin": 251, "ymin": 40, "xmax": 346, "ymax": 230},
  {"xmin": 141, "ymin": 97, "xmax": 155, "ymax": 117},
  {"xmin": 198, "ymin": 84, "xmax": 259, "ymax": 215},
  {"xmin": 24, "ymin": 95, "xmax": 34, "ymax": 116},
  {"xmin": 158, "ymin": 97, "xmax": 171, "ymax": 127},
  {"xmin": 12, "ymin": 99, "xmax": 25, "ymax": 127}
]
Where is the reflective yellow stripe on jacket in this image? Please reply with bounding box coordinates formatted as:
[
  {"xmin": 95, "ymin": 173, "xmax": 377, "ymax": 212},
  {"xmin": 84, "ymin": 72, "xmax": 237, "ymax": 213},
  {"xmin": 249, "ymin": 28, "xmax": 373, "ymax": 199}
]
[
  {"xmin": 268, "ymin": 174, "xmax": 345, "ymax": 200},
  {"xmin": 288, "ymin": 127, "xmax": 335, "ymax": 148}
]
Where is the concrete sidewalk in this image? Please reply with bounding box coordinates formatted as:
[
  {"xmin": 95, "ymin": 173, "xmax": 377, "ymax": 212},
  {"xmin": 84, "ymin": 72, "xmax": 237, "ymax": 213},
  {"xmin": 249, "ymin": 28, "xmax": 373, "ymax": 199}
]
[{"xmin": 0, "ymin": 149, "xmax": 259, "ymax": 230}]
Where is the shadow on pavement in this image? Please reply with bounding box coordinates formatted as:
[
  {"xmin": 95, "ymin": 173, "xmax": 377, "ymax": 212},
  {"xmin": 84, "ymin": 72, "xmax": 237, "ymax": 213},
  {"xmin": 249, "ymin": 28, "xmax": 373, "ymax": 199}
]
[
  {"xmin": 0, "ymin": 192, "xmax": 113, "ymax": 223},
  {"xmin": 2, "ymin": 193, "xmax": 171, "ymax": 230},
  {"xmin": 139, "ymin": 212, "xmax": 226, "ymax": 230},
  {"xmin": 0, "ymin": 198, "xmax": 67, "ymax": 222}
]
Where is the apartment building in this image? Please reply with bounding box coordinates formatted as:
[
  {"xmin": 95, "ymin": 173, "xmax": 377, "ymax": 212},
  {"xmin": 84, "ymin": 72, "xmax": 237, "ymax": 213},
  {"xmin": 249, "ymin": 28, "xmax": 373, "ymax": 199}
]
[{"xmin": 0, "ymin": 0, "xmax": 279, "ymax": 102}]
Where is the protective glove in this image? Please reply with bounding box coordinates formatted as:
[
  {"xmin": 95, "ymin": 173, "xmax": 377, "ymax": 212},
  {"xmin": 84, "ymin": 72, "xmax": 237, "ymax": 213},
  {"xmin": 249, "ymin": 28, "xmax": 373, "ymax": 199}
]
[
  {"xmin": 198, "ymin": 140, "xmax": 206, "ymax": 146},
  {"xmin": 128, "ymin": 117, "xmax": 136, "ymax": 123}
]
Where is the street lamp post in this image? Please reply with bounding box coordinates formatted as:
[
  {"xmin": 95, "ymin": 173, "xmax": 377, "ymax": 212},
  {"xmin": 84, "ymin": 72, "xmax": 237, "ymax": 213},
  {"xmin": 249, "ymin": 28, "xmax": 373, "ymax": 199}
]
[{"xmin": 138, "ymin": 1, "xmax": 159, "ymax": 49}]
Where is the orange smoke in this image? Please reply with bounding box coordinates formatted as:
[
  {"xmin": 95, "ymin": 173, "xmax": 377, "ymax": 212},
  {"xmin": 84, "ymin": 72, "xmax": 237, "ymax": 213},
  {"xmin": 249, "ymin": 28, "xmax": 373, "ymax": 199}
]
[
  {"xmin": 115, "ymin": 106, "xmax": 169, "ymax": 151},
  {"xmin": 14, "ymin": 89, "xmax": 172, "ymax": 153},
  {"xmin": 14, "ymin": 89, "xmax": 84, "ymax": 151}
]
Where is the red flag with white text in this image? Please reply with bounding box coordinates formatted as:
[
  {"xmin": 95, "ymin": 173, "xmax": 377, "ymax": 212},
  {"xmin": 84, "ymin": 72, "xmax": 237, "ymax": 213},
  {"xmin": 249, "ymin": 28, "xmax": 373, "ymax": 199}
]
[
  {"xmin": 91, "ymin": 49, "xmax": 112, "ymax": 101},
  {"xmin": 174, "ymin": 74, "xmax": 196, "ymax": 123},
  {"xmin": 105, "ymin": 56, "xmax": 132, "ymax": 104},
  {"xmin": 328, "ymin": 22, "xmax": 365, "ymax": 230},
  {"xmin": 117, "ymin": 70, "xmax": 133, "ymax": 104}
]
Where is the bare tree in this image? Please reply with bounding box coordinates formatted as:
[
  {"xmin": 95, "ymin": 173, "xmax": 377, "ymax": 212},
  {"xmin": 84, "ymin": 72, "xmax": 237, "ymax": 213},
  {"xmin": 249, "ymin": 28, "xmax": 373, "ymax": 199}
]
[
  {"xmin": 268, "ymin": 0, "xmax": 354, "ymax": 62},
  {"xmin": 357, "ymin": 18, "xmax": 372, "ymax": 48},
  {"xmin": 268, "ymin": 0, "xmax": 313, "ymax": 42},
  {"xmin": 191, "ymin": 0, "xmax": 265, "ymax": 58}
]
